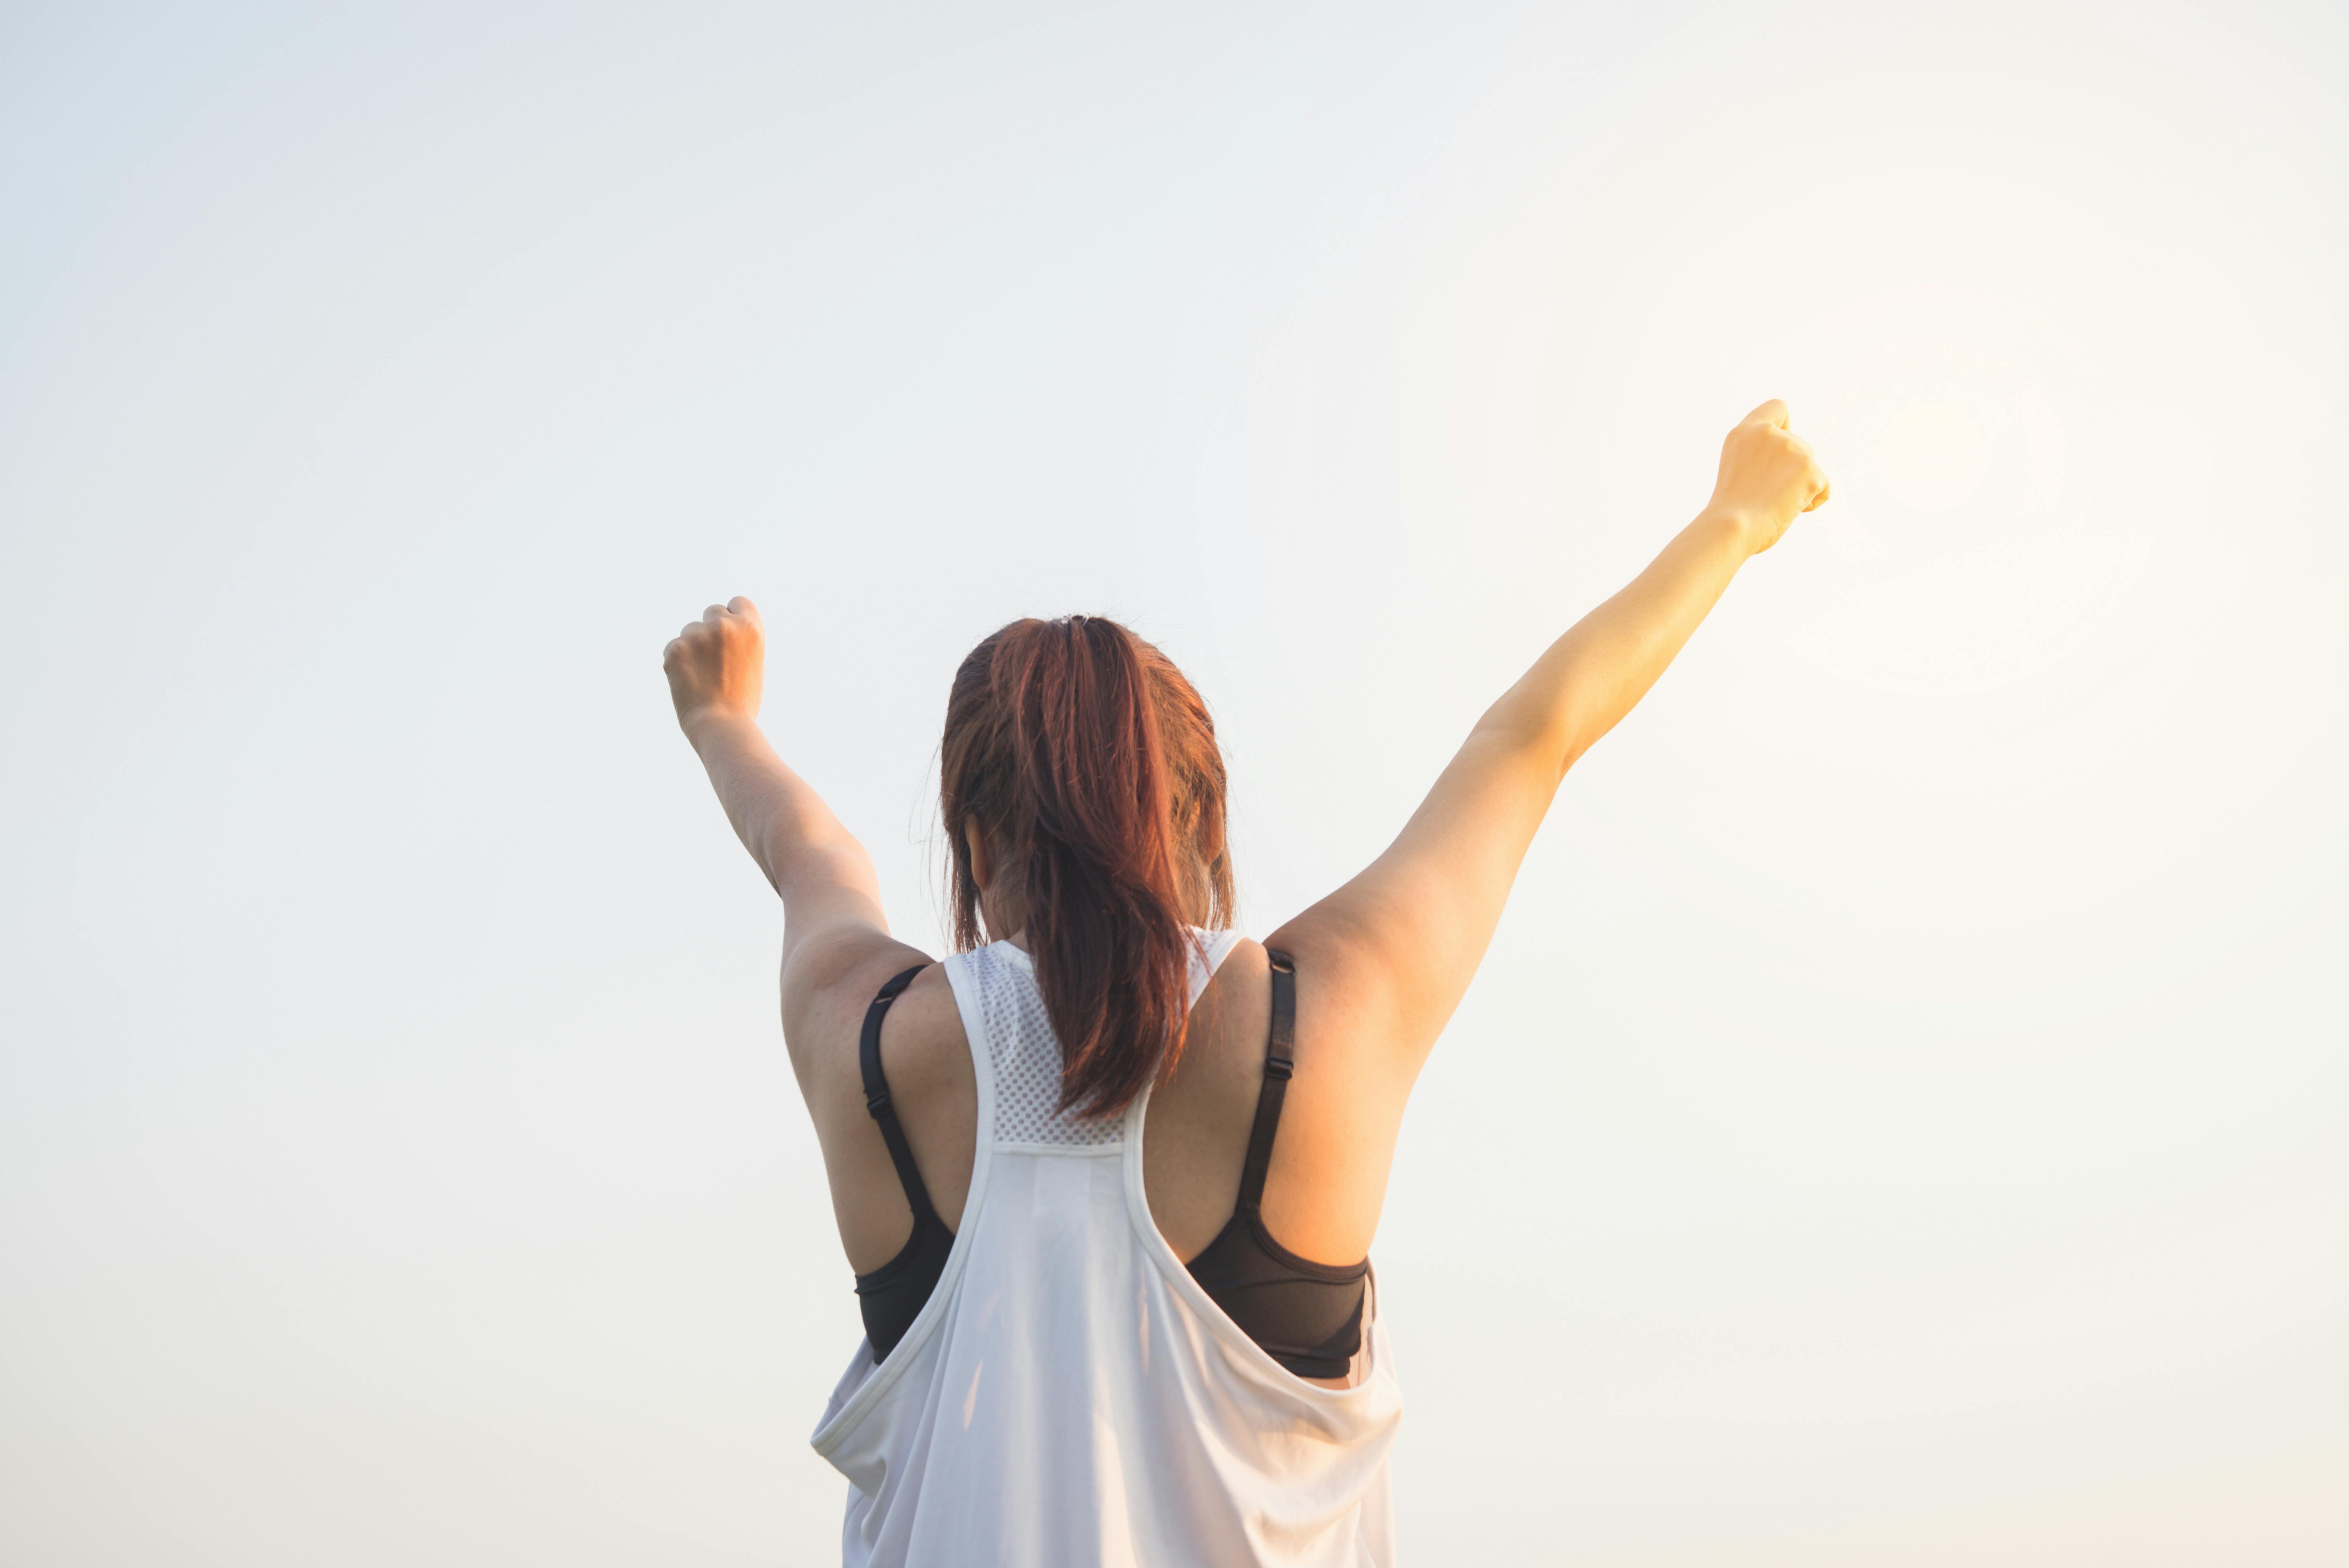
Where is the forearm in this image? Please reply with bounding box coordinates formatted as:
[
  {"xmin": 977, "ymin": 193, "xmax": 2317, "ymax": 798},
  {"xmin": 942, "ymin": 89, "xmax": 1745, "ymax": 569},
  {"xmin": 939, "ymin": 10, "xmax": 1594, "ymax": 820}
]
[
  {"xmin": 1483, "ymin": 506, "xmax": 1755, "ymax": 774},
  {"xmin": 684, "ymin": 711, "xmax": 884, "ymax": 916},
  {"xmin": 1280, "ymin": 407, "xmax": 1826, "ymax": 1075}
]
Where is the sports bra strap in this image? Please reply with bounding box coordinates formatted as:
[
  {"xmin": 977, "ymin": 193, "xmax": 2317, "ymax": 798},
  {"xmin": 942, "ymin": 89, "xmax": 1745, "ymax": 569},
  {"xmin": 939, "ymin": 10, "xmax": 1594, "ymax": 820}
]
[
  {"xmin": 1233, "ymin": 949, "xmax": 1296, "ymax": 1215},
  {"xmin": 859, "ymin": 964, "xmax": 938, "ymax": 1226}
]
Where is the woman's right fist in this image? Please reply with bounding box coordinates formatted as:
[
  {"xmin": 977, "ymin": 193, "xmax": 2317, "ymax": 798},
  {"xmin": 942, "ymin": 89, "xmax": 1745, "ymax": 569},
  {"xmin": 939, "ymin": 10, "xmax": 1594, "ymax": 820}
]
[
  {"xmin": 1705, "ymin": 399, "xmax": 1831, "ymax": 554},
  {"xmin": 664, "ymin": 597, "xmax": 765, "ymax": 733}
]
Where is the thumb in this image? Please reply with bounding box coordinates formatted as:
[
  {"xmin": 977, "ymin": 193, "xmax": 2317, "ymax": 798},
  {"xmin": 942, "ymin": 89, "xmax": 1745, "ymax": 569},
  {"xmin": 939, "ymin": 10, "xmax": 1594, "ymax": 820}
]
[{"xmin": 1741, "ymin": 398, "xmax": 1790, "ymax": 429}]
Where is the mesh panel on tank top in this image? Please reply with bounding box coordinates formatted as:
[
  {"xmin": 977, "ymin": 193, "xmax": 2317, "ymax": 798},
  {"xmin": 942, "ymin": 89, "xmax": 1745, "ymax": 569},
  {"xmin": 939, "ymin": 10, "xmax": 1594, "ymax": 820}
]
[{"xmin": 970, "ymin": 945, "xmax": 1126, "ymax": 1149}]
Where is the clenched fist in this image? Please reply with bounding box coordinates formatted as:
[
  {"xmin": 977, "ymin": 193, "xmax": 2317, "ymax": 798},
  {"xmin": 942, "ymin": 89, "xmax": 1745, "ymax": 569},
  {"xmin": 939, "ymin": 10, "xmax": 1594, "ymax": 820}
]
[
  {"xmin": 1706, "ymin": 399, "xmax": 1831, "ymax": 554},
  {"xmin": 665, "ymin": 597, "xmax": 765, "ymax": 733}
]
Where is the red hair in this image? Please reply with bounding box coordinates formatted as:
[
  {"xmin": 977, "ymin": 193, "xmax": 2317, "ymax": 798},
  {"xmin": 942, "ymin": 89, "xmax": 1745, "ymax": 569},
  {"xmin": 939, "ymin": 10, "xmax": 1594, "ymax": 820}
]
[{"xmin": 941, "ymin": 616, "xmax": 1234, "ymax": 1119}]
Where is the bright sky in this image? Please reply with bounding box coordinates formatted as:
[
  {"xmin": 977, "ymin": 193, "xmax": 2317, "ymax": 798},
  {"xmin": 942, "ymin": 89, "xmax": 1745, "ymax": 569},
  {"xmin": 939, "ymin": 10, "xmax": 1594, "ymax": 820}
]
[{"xmin": 4, "ymin": 2, "xmax": 2345, "ymax": 1563}]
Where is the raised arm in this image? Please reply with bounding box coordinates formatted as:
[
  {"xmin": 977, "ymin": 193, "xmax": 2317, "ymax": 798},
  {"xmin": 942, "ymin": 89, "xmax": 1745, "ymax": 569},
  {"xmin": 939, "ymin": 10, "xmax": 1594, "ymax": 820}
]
[
  {"xmin": 1272, "ymin": 400, "xmax": 1831, "ymax": 1079},
  {"xmin": 664, "ymin": 599, "xmax": 916, "ymax": 1021}
]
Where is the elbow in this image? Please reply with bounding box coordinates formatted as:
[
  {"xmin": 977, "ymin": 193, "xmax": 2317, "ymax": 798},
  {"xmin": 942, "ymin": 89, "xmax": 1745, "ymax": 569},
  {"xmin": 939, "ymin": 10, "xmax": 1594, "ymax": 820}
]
[{"xmin": 1470, "ymin": 706, "xmax": 1583, "ymax": 786}]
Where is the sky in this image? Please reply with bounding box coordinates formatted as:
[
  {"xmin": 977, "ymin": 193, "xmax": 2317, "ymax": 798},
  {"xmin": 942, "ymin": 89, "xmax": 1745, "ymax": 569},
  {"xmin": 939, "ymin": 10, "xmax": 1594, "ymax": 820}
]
[{"xmin": 3, "ymin": 1, "xmax": 2345, "ymax": 1563}]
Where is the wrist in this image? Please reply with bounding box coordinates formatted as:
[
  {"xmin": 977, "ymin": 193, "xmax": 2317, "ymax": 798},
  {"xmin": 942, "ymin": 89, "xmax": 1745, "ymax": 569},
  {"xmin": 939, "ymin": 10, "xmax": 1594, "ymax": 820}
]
[
  {"xmin": 681, "ymin": 703, "xmax": 758, "ymax": 750},
  {"xmin": 1691, "ymin": 504, "xmax": 1762, "ymax": 556}
]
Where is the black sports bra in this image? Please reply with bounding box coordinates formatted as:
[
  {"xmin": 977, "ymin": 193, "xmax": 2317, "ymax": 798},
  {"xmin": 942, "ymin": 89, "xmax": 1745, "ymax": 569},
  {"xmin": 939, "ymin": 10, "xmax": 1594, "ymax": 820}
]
[{"xmin": 852, "ymin": 949, "xmax": 1371, "ymax": 1379}]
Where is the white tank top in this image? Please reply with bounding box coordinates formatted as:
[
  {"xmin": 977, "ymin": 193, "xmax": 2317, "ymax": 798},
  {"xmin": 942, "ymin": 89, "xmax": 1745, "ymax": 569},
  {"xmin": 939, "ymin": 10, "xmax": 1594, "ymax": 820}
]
[{"xmin": 810, "ymin": 934, "xmax": 1405, "ymax": 1566}]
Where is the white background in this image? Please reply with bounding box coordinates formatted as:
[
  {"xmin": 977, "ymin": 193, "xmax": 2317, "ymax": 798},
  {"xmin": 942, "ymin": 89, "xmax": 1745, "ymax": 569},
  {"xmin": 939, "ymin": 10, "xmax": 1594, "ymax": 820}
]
[{"xmin": 4, "ymin": 2, "xmax": 2344, "ymax": 1562}]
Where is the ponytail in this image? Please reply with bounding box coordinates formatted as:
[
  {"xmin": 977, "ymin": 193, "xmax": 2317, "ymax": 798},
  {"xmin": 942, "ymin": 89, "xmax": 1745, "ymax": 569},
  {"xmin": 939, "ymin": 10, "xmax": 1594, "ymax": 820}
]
[{"xmin": 941, "ymin": 616, "xmax": 1233, "ymax": 1118}]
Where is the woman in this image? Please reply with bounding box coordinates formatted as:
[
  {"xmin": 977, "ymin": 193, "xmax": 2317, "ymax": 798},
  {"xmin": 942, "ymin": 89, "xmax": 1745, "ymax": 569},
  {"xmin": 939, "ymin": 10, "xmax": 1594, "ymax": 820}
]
[{"xmin": 664, "ymin": 401, "xmax": 1830, "ymax": 1565}]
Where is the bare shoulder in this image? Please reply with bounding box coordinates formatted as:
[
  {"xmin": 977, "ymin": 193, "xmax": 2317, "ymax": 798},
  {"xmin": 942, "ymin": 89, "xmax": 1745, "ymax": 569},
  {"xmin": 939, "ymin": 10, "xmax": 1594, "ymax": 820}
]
[
  {"xmin": 1186, "ymin": 927, "xmax": 1403, "ymax": 1095},
  {"xmin": 871, "ymin": 962, "xmax": 968, "ymax": 1100},
  {"xmin": 1157, "ymin": 933, "xmax": 1383, "ymax": 1138},
  {"xmin": 1184, "ymin": 936, "xmax": 1270, "ymax": 1070},
  {"xmin": 779, "ymin": 925, "xmax": 954, "ymax": 1106}
]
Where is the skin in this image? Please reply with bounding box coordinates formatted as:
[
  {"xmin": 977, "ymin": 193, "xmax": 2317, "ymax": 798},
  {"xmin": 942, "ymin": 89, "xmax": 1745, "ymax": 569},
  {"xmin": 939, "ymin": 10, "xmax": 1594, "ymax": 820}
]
[{"xmin": 665, "ymin": 399, "xmax": 1830, "ymax": 1385}]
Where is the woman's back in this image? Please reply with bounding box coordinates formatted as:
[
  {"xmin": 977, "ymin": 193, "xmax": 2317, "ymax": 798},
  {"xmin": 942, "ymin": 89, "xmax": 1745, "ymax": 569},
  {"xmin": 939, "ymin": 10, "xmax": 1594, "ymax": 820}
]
[
  {"xmin": 827, "ymin": 937, "xmax": 1395, "ymax": 1318},
  {"xmin": 814, "ymin": 936, "xmax": 1402, "ymax": 1566}
]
